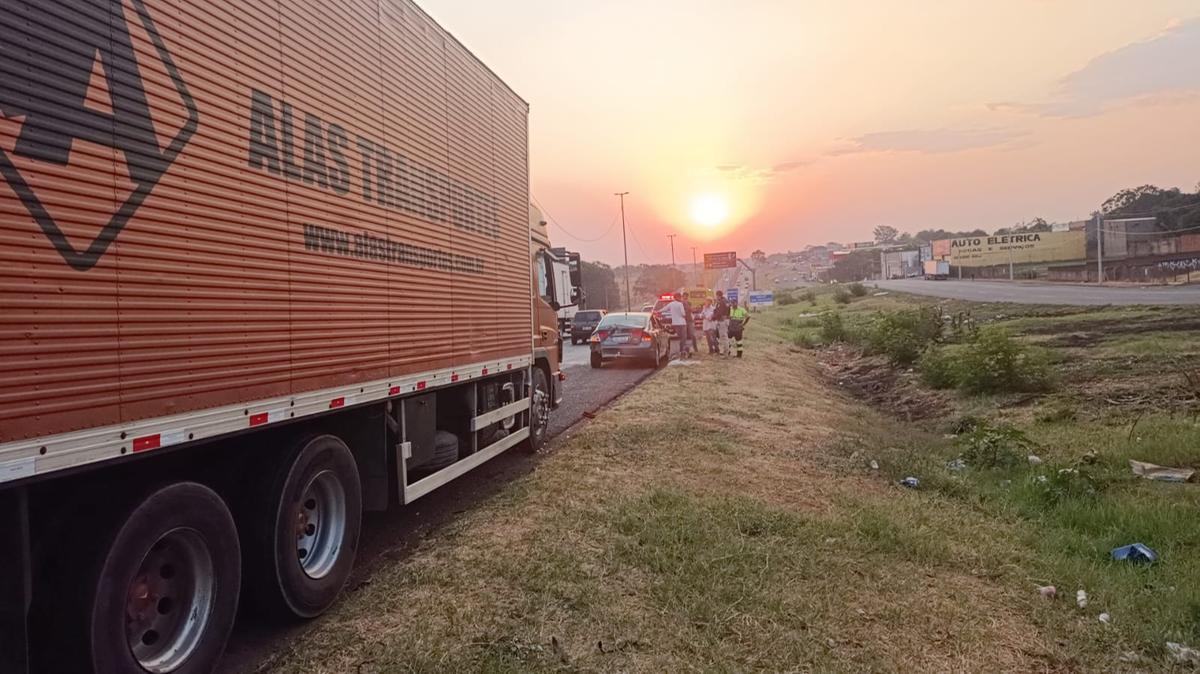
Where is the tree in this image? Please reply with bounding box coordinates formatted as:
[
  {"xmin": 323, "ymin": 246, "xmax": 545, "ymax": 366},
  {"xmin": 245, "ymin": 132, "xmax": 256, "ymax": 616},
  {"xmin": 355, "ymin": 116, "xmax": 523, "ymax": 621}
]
[
  {"xmin": 1102, "ymin": 185, "xmax": 1164, "ymax": 214},
  {"xmin": 632, "ymin": 265, "xmax": 685, "ymax": 305},
  {"xmin": 579, "ymin": 261, "xmax": 621, "ymax": 311},
  {"xmin": 995, "ymin": 218, "xmax": 1051, "ymax": 235},
  {"xmin": 873, "ymin": 225, "xmax": 899, "ymax": 243},
  {"xmin": 830, "ymin": 249, "xmax": 879, "ymax": 282},
  {"xmin": 751, "ymin": 249, "xmax": 767, "ymax": 263},
  {"xmin": 1099, "ymin": 184, "xmax": 1200, "ymax": 231},
  {"xmin": 913, "ymin": 228, "xmax": 988, "ymax": 242}
]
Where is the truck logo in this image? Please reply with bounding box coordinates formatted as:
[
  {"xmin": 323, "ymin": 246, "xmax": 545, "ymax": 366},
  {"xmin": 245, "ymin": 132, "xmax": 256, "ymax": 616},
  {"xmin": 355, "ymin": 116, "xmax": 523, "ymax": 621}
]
[{"xmin": 0, "ymin": 0, "xmax": 198, "ymax": 271}]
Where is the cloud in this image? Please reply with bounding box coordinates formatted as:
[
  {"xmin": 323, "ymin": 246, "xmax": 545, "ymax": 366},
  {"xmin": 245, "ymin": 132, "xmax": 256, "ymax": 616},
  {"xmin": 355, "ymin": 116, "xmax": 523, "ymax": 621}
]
[
  {"xmin": 711, "ymin": 160, "xmax": 808, "ymax": 182},
  {"xmin": 995, "ymin": 17, "xmax": 1200, "ymax": 117},
  {"xmin": 772, "ymin": 161, "xmax": 807, "ymax": 173},
  {"xmin": 830, "ymin": 127, "xmax": 1030, "ymax": 155}
]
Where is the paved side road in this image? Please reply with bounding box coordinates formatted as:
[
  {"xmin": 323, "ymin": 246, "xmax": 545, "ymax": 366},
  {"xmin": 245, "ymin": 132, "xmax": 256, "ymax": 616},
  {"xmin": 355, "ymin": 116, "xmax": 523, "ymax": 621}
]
[{"xmin": 876, "ymin": 279, "xmax": 1200, "ymax": 306}]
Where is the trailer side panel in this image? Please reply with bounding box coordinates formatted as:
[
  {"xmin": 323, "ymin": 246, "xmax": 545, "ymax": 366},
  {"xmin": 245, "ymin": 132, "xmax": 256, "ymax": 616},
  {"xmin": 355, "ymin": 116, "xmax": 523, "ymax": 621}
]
[{"xmin": 0, "ymin": 0, "xmax": 531, "ymax": 444}]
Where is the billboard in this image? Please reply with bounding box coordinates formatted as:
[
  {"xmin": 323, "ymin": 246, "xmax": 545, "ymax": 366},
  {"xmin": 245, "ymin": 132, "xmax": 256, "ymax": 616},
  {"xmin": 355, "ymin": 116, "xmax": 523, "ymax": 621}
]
[
  {"xmin": 931, "ymin": 239, "xmax": 951, "ymax": 260},
  {"xmin": 705, "ymin": 251, "xmax": 737, "ymax": 269},
  {"xmin": 947, "ymin": 232, "xmax": 1085, "ymax": 267}
]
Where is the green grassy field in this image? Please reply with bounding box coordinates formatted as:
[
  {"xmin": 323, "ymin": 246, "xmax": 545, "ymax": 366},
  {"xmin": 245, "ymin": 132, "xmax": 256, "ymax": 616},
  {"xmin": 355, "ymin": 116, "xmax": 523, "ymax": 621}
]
[{"xmin": 259, "ymin": 287, "xmax": 1200, "ymax": 673}]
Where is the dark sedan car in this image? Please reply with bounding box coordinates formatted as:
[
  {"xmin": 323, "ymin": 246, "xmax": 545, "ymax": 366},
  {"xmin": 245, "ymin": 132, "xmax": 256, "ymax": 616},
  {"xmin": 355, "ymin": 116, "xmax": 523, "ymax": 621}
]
[
  {"xmin": 570, "ymin": 310, "xmax": 607, "ymax": 345},
  {"xmin": 588, "ymin": 312, "xmax": 671, "ymax": 369}
]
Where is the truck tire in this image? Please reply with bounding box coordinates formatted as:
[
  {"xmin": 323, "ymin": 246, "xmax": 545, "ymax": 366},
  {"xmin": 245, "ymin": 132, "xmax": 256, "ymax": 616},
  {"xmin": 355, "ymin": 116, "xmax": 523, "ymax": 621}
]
[
  {"xmin": 49, "ymin": 482, "xmax": 242, "ymax": 674},
  {"xmin": 427, "ymin": 430, "xmax": 461, "ymax": 471},
  {"xmin": 246, "ymin": 435, "xmax": 362, "ymax": 619},
  {"xmin": 522, "ymin": 367, "xmax": 550, "ymax": 453}
]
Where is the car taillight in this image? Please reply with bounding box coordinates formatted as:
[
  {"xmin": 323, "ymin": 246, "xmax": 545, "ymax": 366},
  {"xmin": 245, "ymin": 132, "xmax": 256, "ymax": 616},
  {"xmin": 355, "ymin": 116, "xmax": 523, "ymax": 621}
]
[{"xmin": 593, "ymin": 330, "xmax": 609, "ymax": 343}]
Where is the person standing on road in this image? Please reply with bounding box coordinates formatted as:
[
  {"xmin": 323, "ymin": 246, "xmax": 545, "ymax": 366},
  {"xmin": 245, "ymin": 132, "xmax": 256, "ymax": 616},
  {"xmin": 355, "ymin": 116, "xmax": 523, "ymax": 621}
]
[
  {"xmin": 664, "ymin": 293, "xmax": 691, "ymax": 359},
  {"xmin": 701, "ymin": 299, "xmax": 718, "ymax": 354},
  {"xmin": 713, "ymin": 291, "xmax": 731, "ymax": 356},
  {"xmin": 681, "ymin": 290, "xmax": 700, "ymax": 354},
  {"xmin": 729, "ymin": 300, "xmax": 751, "ymax": 358}
]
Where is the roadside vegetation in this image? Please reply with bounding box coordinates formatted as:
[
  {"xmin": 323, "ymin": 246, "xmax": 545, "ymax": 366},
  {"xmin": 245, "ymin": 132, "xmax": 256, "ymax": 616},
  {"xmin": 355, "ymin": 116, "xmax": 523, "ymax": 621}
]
[{"xmin": 260, "ymin": 284, "xmax": 1200, "ymax": 673}]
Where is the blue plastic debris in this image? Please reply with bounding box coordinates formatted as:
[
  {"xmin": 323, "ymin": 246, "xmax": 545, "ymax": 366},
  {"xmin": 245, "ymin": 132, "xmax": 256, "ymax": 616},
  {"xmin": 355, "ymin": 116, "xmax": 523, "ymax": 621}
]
[
  {"xmin": 899, "ymin": 477, "xmax": 920, "ymax": 489},
  {"xmin": 1111, "ymin": 543, "xmax": 1158, "ymax": 564}
]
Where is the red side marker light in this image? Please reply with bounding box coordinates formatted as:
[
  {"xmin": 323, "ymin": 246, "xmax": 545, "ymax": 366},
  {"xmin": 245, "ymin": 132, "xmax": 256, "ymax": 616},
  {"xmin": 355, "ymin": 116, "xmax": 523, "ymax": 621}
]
[
  {"xmin": 330, "ymin": 397, "xmax": 346, "ymax": 409},
  {"xmin": 133, "ymin": 434, "xmax": 161, "ymax": 453},
  {"xmin": 249, "ymin": 413, "xmax": 269, "ymax": 427}
]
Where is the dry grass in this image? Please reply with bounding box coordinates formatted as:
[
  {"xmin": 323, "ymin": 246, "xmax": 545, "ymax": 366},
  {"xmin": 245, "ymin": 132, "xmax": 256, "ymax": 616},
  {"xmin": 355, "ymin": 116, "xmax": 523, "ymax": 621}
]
[{"xmin": 257, "ymin": 313, "xmax": 1179, "ymax": 673}]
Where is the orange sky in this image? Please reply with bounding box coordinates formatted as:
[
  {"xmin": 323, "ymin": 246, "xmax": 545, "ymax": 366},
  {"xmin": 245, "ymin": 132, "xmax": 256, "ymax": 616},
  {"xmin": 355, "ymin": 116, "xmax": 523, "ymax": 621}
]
[{"xmin": 421, "ymin": 0, "xmax": 1200, "ymax": 265}]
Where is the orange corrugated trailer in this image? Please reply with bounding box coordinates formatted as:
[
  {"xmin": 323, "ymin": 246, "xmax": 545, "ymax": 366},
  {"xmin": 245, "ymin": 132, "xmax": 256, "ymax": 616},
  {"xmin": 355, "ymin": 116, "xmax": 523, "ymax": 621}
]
[{"xmin": 0, "ymin": 2, "xmax": 570, "ymax": 671}]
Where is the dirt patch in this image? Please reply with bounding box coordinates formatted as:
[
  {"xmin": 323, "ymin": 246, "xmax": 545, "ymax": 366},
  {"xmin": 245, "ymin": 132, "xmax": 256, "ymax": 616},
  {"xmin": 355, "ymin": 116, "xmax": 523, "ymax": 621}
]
[
  {"xmin": 1024, "ymin": 315, "xmax": 1200, "ymax": 338},
  {"xmin": 1045, "ymin": 331, "xmax": 1106, "ymax": 348},
  {"xmin": 816, "ymin": 343, "xmax": 950, "ymax": 422}
]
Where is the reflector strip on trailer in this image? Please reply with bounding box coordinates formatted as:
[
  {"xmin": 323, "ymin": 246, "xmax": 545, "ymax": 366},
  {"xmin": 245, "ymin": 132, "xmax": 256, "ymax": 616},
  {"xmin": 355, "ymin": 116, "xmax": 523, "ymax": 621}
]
[{"xmin": 0, "ymin": 355, "xmax": 532, "ymax": 485}]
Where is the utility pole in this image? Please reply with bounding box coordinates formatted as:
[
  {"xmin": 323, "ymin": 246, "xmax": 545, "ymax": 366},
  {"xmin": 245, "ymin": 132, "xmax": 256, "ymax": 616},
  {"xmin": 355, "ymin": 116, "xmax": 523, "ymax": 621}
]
[
  {"xmin": 615, "ymin": 192, "xmax": 631, "ymax": 311},
  {"xmin": 691, "ymin": 246, "xmax": 698, "ymax": 284},
  {"xmin": 667, "ymin": 234, "xmax": 677, "ymax": 268},
  {"xmin": 1008, "ymin": 246, "xmax": 1014, "ymax": 281},
  {"xmin": 1096, "ymin": 212, "xmax": 1104, "ymax": 284}
]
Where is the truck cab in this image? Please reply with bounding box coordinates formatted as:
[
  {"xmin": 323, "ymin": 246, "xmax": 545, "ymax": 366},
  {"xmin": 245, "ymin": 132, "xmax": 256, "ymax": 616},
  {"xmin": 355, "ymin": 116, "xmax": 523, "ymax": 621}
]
[{"xmin": 530, "ymin": 206, "xmax": 582, "ymax": 402}]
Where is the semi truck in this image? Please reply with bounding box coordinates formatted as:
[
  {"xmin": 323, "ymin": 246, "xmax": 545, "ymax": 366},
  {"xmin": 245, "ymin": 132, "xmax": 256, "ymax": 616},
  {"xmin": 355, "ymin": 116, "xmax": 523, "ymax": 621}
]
[
  {"xmin": 550, "ymin": 247, "xmax": 583, "ymax": 337},
  {"xmin": 0, "ymin": 1, "xmax": 571, "ymax": 672},
  {"xmin": 924, "ymin": 260, "xmax": 951, "ymax": 280}
]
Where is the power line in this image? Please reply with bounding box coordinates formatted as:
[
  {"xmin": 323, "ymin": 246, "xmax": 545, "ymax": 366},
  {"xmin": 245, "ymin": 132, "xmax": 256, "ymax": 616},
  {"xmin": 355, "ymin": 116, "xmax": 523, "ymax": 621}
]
[
  {"xmin": 531, "ymin": 195, "xmax": 617, "ymax": 243},
  {"xmin": 623, "ymin": 214, "xmax": 655, "ymax": 264}
]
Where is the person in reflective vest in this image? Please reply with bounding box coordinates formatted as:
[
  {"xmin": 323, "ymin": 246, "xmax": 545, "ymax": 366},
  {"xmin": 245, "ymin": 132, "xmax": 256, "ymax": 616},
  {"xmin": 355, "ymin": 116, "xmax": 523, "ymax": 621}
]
[{"xmin": 728, "ymin": 302, "xmax": 751, "ymax": 358}]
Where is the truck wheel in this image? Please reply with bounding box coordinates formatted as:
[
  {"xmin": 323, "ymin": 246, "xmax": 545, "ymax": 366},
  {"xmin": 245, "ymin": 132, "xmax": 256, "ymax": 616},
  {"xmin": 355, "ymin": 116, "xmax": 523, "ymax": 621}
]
[
  {"xmin": 68, "ymin": 483, "xmax": 241, "ymax": 674},
  {"xmin": 522, "ymin": 367, "xmax": 550, "ymax": 453},
  {"xmin": 247, "ymin": 435, "xmax": 362, "ymax": 619}
]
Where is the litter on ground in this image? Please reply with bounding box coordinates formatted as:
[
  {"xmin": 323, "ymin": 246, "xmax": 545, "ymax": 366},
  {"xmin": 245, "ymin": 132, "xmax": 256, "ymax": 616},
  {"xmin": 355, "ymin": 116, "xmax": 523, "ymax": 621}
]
[
  {"xmin": 1129, "ymin": 459, "xmax": 1195, "ymax": 483},
  {"xmin": 1167, "ymin": 642, "xmax": 1200, "ymax": 665},
  {"xmin": 1111, "ymin": 543, "xmax": 1158, "ymax": 564}
]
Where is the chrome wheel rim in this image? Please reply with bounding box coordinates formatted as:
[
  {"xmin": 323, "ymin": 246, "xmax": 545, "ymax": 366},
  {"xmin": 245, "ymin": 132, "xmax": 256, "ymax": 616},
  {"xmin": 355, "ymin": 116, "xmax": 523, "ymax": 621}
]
[
  {"xmin": 295, "ymin": 470, "xmax": 347, "ymax": 579},
  {"xmin": 126, "ymin": 528, "xmax": 215, "ymax": 673}
]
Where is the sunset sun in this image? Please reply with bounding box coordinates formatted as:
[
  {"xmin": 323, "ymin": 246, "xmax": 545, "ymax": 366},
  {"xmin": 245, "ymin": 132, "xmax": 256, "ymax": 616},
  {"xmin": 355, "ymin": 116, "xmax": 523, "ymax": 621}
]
[{"xmin": 690, "ymin": 193, "xmax": 730, "ymax": 228}]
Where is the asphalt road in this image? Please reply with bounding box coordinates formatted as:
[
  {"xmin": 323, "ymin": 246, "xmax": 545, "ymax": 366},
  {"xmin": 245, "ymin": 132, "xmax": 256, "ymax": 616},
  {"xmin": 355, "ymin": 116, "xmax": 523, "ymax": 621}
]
[
  {"xmin": 220, "ymin": 342, "xmax": 655, "ymax": 673},
  {"xmin": 876, "ymin": 278, "xmax": 1200, "ymax": 306}
]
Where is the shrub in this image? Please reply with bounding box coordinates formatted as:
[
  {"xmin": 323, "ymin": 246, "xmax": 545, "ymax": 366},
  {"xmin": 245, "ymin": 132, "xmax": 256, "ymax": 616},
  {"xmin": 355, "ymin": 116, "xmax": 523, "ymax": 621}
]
[
  {"xmin": 956, "ymin": 326, "xmax": 1054, "ymax": 394},
  {"xmin": 1032, "ymin": 467, "xmax": 1103, "ymax": 504},
  {"xmin": 832, "ymin": 287, "xmax": 852, "ymax": 304},
  {"xmin": 848, "ymin": 282, "xmax": 869, "ymax": 297},
  {"xmin": 947, "ymin": 415, "xmax": 985, "ymax": 435},
  {"xmin": 777, "ymin": 292, "xmax": 800, "ymax": 306},
  {"xmin": 819, "ymin": 312, "xmax": 848, "ymax": 343},
  {"xmin": 918, "ymin": 346, "xmax": 958, "ymax": 389},
  {"xmin": 1035, "ymin": 402, "xmax": 1078, "ymax": 423},
  {"xmin": 799, "ymin": 290, "xmax": 816, "ymax": 304},
  {"xmin": 791, "ymin": 331, "xmax": 819, "ymax": 349},
  {"xmin": 860, "ymin": 307, "xmax": 945, "ymax": 366},
  {"xmin": 958, "ymin": 421, "xmax": 1035, "ymax": 469}
]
